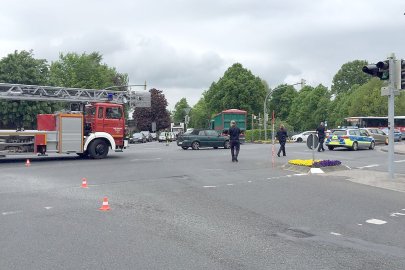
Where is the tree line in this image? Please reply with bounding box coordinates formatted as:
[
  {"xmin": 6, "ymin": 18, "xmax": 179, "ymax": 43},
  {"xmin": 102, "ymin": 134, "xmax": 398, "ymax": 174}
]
[
  {"xmin": 2, "ymin": 50, "xmax": 405, "ymax": 132},
  {"xmin": 0, "ymin": 50, "xmax": 171, "ymax": 131},
  {"xmin": 172, "ymin": 61, "xmax": 405, "ymax": 132}
]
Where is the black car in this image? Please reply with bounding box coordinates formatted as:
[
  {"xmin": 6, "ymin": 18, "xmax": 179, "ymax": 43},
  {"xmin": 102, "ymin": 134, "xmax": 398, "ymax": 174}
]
[{"xmin": 177, "ymin": 129, "xmax": 230, "ymax": 150}]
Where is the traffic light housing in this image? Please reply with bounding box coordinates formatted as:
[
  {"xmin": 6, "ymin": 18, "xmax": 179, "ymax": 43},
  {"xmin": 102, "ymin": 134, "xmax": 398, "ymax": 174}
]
[{"xmin": 362, "ymin": 60, "xmax": 389, "ymax": 80}]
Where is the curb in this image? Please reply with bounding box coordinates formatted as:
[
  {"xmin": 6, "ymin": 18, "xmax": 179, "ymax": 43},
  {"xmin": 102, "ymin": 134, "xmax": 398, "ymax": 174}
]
[{"xmin": 380, "ymin": 148, "xmax": 405, "ymax": 155}]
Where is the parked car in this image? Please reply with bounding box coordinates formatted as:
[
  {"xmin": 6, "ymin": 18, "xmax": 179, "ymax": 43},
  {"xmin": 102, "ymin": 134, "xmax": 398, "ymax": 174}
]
[
  {"xmin": 291, "ymin": 131, "xmax": 317, "ymax": 143},
  {"xmin": 177, "ymin": 129, "xmax": 230, "ymax": 150},
  {"xmin": 360, "ymin": 128, "xmax": 388, "ymax": 145},
  {"xmin": 158, "ymin": 132, "xmax": 175, "ymax": 142},
  {"xmin": 381, "ymin": 128, "xmax": 402, "ymax": 142},
  {"xmin": 141, "ymin": 130, "xmax": 153, "ymax": 142},
  {"xmin": 150, "ymin": 133, "xmax": 157, "ymax": 141},
  {"xmin": 131, "ymin": 132, "xmax": 147, "ymax": 143},
  {"xmin": 325, "ymin": 128, "xmax": 375, "ymax": 151}
]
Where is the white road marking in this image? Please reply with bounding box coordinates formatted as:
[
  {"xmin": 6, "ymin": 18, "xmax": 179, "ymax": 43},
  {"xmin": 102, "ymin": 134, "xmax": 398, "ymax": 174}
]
[
  {"xmin": 394, "ymin": 160, "xmax": 405, "ymax": 163},
  {"xmin": 366, "ymin": 219, "xmax": 387, "ymax": 225},
  {"xmin": 248, "ymin": 181, "xmax": 252, "ymax": 183},
  {"xmin": 44, "ymin": 206, "xmax": 53, "ymax": 210},
  {"xmin": 357, "ymin": 164, "xmax": 379, "ymax": 169},
  {"xmin": 227, "ymin": 184, "xmax": 234, "ymax": 186},
  {"xmin": 330, "ymin": 232, "xmax": 342, "ymax": 236},
  {"xmin": 390, "ymin": 212, "xmax": 405, "ymax": 217},
  {"xmin": 2, "ymin": 210, "xmax": 22, "ymax": 215},
  {"xmin": 357, "ymin": 224, "xmax": 363, "ymax": 226},
  {"xmin": 203, "ymin": 186, "xmax": 217, "ymax": 188},
  {"xmin": 294, "ymin": 173, "xmax": 307, "ymax": 176}
]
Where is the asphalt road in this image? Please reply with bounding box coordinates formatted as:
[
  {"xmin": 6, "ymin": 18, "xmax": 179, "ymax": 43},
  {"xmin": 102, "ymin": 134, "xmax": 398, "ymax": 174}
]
[{"xmin": 1, "ymin": 142, "xmax": 405, "ymax": 269}]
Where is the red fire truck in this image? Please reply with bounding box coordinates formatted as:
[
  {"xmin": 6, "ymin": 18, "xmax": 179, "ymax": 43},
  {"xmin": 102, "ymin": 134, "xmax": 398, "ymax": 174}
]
[{"xmin": 0, "ymin": 83, "xmax": 150, "ymax": 159}]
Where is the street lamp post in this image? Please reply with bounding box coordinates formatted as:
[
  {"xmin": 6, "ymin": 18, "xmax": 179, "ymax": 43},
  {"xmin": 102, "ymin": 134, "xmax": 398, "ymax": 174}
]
[
  {"xmin": 263, "ymin": 80, "xmax": 305, "ymax": 141},
  {"xmin": 184, "ymin": 107, "xmax": 191, "ymax": 132}
]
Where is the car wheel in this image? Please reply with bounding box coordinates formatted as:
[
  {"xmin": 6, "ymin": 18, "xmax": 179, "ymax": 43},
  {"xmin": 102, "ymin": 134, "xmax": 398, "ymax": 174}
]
[
  {"xmin": 191, "ymin": 141, "xmax": 200, "ymax": 150},
  {"xmin": 224, "ymin": 140, "xmax": 230, "ymax": 149},
  {"xmin": 182, "ymin": 146, "xmax": 189, "ymax": 150},
  {"xmin": 327, "ymin": 146, "xmax": 334, "ymax": 150},
  {"xmin": 352, "ymin": 142, "xmax": 358, "ymax": 151},
  {"xmin": 369, "ymin": 141, "xmax": 375, "ymax": 150},
  {"xmin": 297, "ymin": 137, "xmax": 303, "ymax": 143}
]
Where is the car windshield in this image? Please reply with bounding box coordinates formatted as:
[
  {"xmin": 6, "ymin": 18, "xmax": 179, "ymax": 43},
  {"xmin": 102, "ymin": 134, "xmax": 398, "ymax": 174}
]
[{"xmin": 332, "ymin": 130, "xmax": 346, "ymax": 136}]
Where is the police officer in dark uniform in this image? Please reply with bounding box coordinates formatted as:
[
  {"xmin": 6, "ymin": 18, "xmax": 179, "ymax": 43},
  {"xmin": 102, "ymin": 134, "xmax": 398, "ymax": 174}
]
[
  {"xmin": 229, "ymin": 120, "xmax": 241, "ymax": 162},
  {"xmin": 316, "ymin": 122, "xmax": 326, "ymax": 152},
  {"xmin": 276, "ymin": 124, "xmax": 287, "ymax": 157}
]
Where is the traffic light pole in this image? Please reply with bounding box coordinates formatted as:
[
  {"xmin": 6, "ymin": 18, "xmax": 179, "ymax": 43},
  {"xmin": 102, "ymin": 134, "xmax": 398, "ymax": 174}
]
[{"xmin": 388, "ymin": 54, "xmax": 396, "ymax": 179}]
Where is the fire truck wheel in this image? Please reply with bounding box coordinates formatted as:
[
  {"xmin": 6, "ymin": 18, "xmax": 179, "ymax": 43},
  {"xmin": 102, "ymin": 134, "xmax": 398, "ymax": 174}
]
[{"xmin": 88, "ymin": 139, "xmax": 109, "ymax": 159}]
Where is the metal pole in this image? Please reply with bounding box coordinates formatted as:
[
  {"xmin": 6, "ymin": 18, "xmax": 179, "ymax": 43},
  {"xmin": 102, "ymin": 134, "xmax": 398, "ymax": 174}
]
[
  {"xmin": 251, "ymin": 114, "xmax": 254, "ymax": 142},
  {"xmin": 388, "ymin": 54, "xmax": 396, "ymax": 179},
  {"xmin": 264, "ymin": 100, "xmax": 267, "ymax": 141},
  {"xmin": 272, "ymin": 110, "xmax": 275, "ymax": 167}
]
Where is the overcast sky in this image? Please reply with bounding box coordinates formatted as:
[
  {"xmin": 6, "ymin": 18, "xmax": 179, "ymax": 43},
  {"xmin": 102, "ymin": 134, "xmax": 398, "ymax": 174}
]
[{"xmin": 0, "ymin": 0, "xmax": 404, "ymax": 109}]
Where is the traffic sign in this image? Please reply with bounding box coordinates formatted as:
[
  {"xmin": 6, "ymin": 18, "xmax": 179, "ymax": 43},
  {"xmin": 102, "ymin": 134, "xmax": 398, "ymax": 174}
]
[{"xmin": 307, "ymin": 134, "xmax": 319, "ymax": 150}]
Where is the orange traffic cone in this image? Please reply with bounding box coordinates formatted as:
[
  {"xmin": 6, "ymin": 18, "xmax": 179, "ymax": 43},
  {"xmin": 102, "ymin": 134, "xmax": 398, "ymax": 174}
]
[
  {"xmin": 25, "ymin": 159, "xmax": 31, "ymax": 167},
  {"xmin": 81, "ymin": 177, "xmax": 88, "ymax": 188},
  {"xmin": 99, "ymin": 197, "xmax": 110, "ymax": 211}
]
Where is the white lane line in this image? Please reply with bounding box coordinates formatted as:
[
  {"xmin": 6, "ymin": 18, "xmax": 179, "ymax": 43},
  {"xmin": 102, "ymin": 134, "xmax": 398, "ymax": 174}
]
[
  {"xmin": 2, "ymin": 210, "xmax": 22, "ymax": 216},
  {"xmin": 294, "ymin": 173, "xmax": 307, "ymax": 176},
  {"xmin": 390, "ymin": 212, "xmax": 405, "ymax": 217},
  {"xmin": 248, "ymin": 181, "xmax": 252, "ymax": 183},
  {"xmin": 203, "ymin": 186, "xmax": 217, "ymax": 188},
  {"xmin": 366, "ymin": 219, "xmax": 387, "ymax": 225},
  {"xmin": 44, "ymin": 206, "xmax": 53, "ymax": 210},
  {"xmin": 330, "ymin": 232, "xmax": 342, "ymax": 236},
  {"xmin": 226, "ymin": 184, "xmax": 234, "ymax": 186},
  {"xmin": 357, "ymin": 164, "xmax": 380, "ymax": 169},
  {"xmin": 357, "ymin": 224, "xmax": 363, "ymax": 226},
  {"xmin": 394, "ymin": 160, "xmax": 405, "ymax": 163}
]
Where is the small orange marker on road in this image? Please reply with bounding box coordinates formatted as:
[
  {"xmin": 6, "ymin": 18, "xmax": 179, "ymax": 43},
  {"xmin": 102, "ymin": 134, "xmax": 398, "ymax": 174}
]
[
  {"xmin": 25, "ymin": 159, "xmax": 31, "ymax": 167},
  {"xmin": 81, "ymin": 177, "xmax": 88, "ymax": 188},
  {"xmin": 99, "ymin": 197, "xmax": 110, "ymax": 211}
]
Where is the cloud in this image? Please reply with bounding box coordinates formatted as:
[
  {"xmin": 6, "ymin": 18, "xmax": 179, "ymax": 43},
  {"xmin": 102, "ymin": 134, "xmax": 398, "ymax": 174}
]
[{"xmin": 1, "ymin": 0, "xmax": 405, "ymax": 109}]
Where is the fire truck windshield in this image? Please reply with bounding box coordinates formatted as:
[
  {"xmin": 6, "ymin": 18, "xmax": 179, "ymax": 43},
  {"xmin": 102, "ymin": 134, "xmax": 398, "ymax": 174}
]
[{"xmin": 85, "ymin": 106, "xmax": 96, "ymax": 116}]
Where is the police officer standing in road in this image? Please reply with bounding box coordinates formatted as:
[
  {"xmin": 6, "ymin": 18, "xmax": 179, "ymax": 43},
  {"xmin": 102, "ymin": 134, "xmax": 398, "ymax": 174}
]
[
  {"xmin": 276, "ymin": 124, "xmax": 288, "ymax": 157},
  {"xmin": 229, "ymin": 120, "xmax": 241, "ymax": 162},
  {"xmin": 316, "ymin": 122, "xmax": 326, "ymax": 152}
]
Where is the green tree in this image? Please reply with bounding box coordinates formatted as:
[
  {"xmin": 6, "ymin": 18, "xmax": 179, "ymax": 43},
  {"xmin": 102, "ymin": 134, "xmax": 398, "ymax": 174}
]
[
  {"xmin": 49, "ymin": 52, "xmax": 128, "ymax": 89},
  {"xmin": 347, "ymin": 78, "xmax": 386, "ymax": 116},
  {"xmin": 133, "ymin": 88, "xmax": 171, "ymax": 131},
  {"xmin": 0, "ymin": 50, "xmax": 61, "ymax": 129},
  {"xmin": 189, "ymin": 95, "xmax": 210, "ymax": 128},
  {"xmin": 287, "ymin": 85, "xmax": 331, "ymax": 131},
  {"xmin": 204, "ymin": 63, "xmax": 266, "ymax": 129},
  {"xmin": 172, "ymin": 98, "xmax": 190, "ymax": 123},
  {"xmin": 268, "ymin": 84, "xmax": 298, "ymax": 121},
  {"xmin": 331, "ymin": 60, "xmax": 370, "ymax": 96}
]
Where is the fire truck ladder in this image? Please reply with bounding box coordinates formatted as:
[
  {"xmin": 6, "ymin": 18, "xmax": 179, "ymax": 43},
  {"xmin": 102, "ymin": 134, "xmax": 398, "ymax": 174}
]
[{"xmin": 0, "ymin": 83, "xmax": 151, "ymax": 107}]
